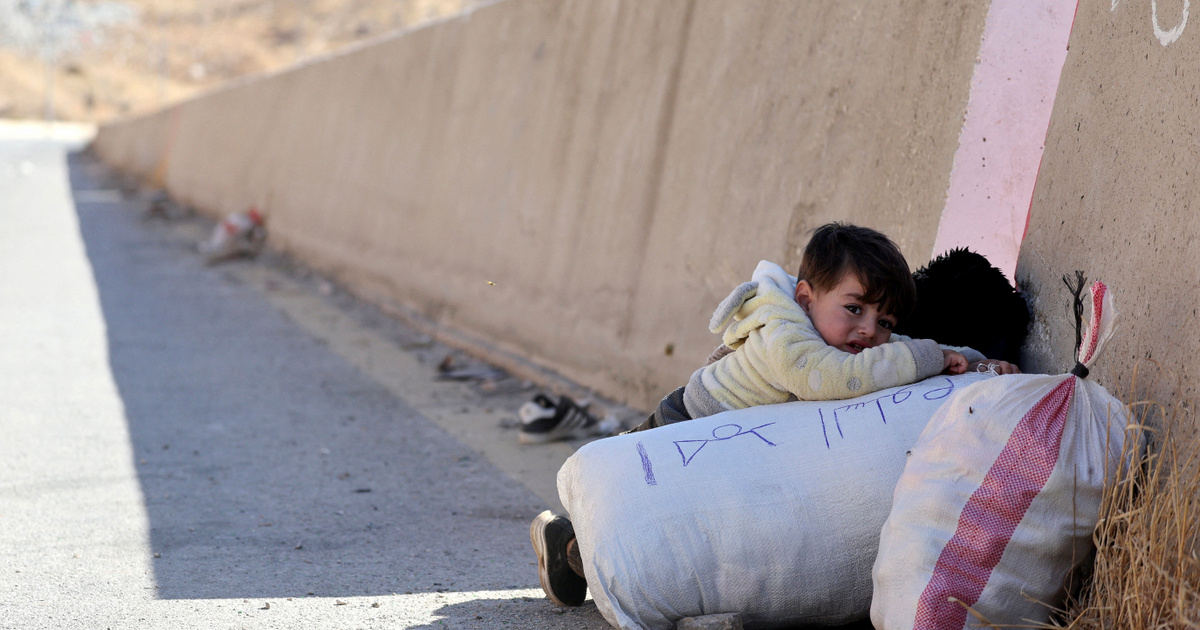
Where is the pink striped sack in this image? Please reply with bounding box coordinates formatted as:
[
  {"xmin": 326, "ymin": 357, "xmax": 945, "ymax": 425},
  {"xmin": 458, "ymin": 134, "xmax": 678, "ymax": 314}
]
[{"xmin": 871, "ymin": 281, "xmax": 1137, "ymax": 629}]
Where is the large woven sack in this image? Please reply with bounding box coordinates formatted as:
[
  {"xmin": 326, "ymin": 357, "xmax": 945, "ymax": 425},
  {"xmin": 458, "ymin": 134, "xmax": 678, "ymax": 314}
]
[
  {"xmin": 559, "ymin": 373, "xmax": 992, "ymax": 630},
  {"xmin": 872, "ymin": 281, "xmax": 1136, "ymax": 629}
]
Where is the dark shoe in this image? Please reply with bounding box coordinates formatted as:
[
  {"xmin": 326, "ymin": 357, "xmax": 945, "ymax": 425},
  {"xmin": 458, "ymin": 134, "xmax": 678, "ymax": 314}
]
[
  {"xmin": 530, "ymin": 510, "xmax": 588, "ymax": 607},
  {"xmin": 518, "ymin": 395, "xmax": 617, "ymax": 444}
]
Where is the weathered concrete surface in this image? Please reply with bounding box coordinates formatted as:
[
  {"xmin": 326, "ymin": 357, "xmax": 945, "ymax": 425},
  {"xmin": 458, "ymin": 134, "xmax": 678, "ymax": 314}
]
[
  {"xmin": 92, "ymin": 0, "xmax": 990, "ymax": 410},
  {"xmin": 1018, "ymin": 0, "xmax": 1200, "ymax": 438}
]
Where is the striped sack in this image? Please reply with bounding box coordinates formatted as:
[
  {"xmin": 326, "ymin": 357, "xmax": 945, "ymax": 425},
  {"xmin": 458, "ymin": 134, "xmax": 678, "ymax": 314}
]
[{"xmin": 871, "ymin": 281, "xmax": 1139, "ymax": 629}]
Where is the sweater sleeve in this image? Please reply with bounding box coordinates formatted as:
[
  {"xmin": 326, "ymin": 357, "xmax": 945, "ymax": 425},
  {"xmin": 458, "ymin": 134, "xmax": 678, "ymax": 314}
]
[
  {"xmin": 758, "ymin": 315, "xmax": 946, "ymax": 401},
  {"xmin": 890, "ymin": 334, "xmax": 987, "ymax": 365},
  {"xmin": 944, "ymin": 344, "xmax": 986, "ymax": 364}
]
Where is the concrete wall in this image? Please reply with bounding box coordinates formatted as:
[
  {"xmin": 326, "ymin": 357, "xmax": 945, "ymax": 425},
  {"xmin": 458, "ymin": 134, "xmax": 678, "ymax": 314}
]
[
  {"xmin": 1018, "ymin": 0, "xmax": 1199, "ymax": 438},
  {"xmin": 92, "ymin": 0, "xmax": 990, "ymax": 410}
]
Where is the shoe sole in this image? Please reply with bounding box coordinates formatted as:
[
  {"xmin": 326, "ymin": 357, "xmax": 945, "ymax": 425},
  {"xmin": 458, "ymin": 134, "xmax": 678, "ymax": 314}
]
[
  {"xmin": 519, "ymin": 418, "xmax": 620, "ymax": 445},
  {"xmin": 518, "ymin": 429, "xmax": 581, "ymax": 445},
  {"xmin": 530, "ymin": 510, "xmax": 574, "ymax": 607}
]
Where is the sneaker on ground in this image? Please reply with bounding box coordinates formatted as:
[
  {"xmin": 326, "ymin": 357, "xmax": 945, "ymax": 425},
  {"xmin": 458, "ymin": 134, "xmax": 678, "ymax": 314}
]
[
  {"xmin": 530, "ymin": 510, "xmax": 588, "ymax": 607},
  {"xmin": 518, "ymin": 394, "xmax": 619, "ymax": 444},
  {"xmin": 518, "ymin": 394, "xmax": 558, "ymax": 425}
]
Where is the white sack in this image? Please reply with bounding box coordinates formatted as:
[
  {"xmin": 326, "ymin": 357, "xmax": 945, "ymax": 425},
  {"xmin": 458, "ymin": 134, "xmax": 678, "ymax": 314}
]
[
  {"xmin": 872, "ymin": 281, "xmax": 1135, "ymax": 629},
  {"xmin": 559, "ymin": 373, "xmax": 991, "ymax": 630}
]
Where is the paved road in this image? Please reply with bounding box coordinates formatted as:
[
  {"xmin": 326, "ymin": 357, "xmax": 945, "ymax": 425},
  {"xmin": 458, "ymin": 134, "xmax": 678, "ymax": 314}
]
[{"xmin": 0, "ymin": 122, "xmax": 612, "ymax": 629}]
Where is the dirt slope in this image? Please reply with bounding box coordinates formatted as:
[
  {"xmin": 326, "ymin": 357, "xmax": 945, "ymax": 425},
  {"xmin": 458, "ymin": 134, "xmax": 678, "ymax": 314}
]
[{"xmin": 0, "ymin": 0, "xmax": 484, "ymax": 123}]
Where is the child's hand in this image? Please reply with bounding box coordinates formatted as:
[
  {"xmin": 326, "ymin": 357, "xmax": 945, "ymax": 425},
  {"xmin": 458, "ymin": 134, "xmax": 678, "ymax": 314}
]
[
  {"xmin": 942, "ymin": 350, "xmax": 968, "ymax": 375},
  {"xmin": 968, "ymin": 359, "xmax": 1021, "ymax": 375}
]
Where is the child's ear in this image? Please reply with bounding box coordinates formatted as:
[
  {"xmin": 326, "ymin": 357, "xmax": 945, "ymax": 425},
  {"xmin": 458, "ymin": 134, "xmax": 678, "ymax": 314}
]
[{"xmin": 794, "ymin": 280, "xmax": 814, "ymax": 310}]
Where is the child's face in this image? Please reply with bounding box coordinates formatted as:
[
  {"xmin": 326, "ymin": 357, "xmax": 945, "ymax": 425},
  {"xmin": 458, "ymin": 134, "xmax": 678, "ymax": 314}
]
[{"xmin": 794, "ymin": 274, "xmax": 897, "ymax": 354}]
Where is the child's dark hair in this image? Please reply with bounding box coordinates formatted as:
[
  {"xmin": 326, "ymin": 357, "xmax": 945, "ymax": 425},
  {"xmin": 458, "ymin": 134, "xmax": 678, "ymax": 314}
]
[{"xmin": 798, "ymin": 222, "xmax": 917, "ymax": 320}]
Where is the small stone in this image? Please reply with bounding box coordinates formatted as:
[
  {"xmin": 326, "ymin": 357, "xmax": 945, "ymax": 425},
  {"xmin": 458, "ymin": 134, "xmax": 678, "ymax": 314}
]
[
  {"xmin": 371, "ymin": 602, "xmax": 381, "ymax": 608},
  {"xmin": 675, "ymin": 612, "xmax": 744, "ymax": 630}
]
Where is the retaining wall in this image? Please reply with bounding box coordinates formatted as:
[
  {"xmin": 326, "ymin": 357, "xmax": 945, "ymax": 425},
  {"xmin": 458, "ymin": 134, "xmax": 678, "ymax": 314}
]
[{"xmin": 92, "ymin": 0, "xmax": 993, "ymax": 410}]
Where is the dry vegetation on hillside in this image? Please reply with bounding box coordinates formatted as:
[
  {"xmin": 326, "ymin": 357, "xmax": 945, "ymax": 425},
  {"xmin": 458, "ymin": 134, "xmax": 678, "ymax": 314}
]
[{"xmin": 0, "ymin": 0, "xmax": 486, "ymax": 122}]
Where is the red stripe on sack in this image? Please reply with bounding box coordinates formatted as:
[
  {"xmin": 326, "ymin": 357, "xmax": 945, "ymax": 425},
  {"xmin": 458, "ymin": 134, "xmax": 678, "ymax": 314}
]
[
  {"xmin": 1080, "ymin": 283, "xmax": 1106, "ymax": 364},
  {"xmin": 912, "ymin": 377, "xmax": 1075, "ymax": 630}
]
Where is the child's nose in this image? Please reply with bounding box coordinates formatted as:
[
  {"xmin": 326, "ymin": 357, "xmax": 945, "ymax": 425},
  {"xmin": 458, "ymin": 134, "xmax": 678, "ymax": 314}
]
[{"xmin": 860, "ymin": 320, "xmax": 877, "ymax": 337}]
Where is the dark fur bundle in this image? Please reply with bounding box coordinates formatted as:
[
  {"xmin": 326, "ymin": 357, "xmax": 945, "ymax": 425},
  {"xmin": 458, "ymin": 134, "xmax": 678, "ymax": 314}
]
[{"xmin": 895, "ymin": 248, "xmax": 1030, "ymax": 363}]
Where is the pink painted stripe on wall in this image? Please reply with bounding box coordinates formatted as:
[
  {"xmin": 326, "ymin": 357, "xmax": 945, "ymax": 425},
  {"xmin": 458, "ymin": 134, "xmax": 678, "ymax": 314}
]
[
  {"xmin": 931, "ymin": 0, "xmax": 1078, "ymax": 282},
  {"xmin": 911, "ymin": 377, "xmax": 1076, "ymax": 629}
]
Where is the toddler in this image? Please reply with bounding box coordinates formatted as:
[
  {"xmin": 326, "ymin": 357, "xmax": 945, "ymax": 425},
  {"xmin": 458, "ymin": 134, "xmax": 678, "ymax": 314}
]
[{"xmin": 630, "ymin": 222, "xmax": 1014, "ymax": 432}]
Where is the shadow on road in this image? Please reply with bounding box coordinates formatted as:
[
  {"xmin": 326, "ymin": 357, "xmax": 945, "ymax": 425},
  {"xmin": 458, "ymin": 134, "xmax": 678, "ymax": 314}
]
[
  {"xmin": 67, "ymin": 151, "xmax": 548, "ymax": 600},
  {"xmin": 407, "ymin": 597, "xmax": 608, "ymax": 630},
  {"xmin": 408, "ymin": 597, "xmax": 876, "ymax": 630}
]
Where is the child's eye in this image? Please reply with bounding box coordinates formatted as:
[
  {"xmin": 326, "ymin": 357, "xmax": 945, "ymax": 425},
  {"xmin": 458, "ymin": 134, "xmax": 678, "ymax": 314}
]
[
  {"xmin": 845, "ymin": 304, "xmax": 862, "ymax": 315},
  {"xmin": 878, "ymin": 319, "xmax": 894, "ymax": 331}
]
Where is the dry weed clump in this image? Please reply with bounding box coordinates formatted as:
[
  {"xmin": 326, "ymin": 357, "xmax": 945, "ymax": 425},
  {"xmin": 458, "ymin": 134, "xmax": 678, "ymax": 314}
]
[{"xmin": 1043, "ymin": 395, "xmax": 1200, "ymax": 629}]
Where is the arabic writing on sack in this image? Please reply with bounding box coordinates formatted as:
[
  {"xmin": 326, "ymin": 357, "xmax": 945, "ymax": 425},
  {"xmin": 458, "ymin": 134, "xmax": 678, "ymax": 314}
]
[
  {"xmin": 818, "ymin": 377, "xmax": 956, "ymax": 449},
  {"xmin": 634, "ymin": 377, "xmax": 961, "ymax": 486},
  {"xmin": 673, "ymin": 422, "xmax": 777, "ymax": 467}
]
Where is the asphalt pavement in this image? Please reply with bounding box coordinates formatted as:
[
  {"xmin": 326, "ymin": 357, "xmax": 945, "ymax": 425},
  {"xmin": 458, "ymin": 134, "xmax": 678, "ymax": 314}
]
[{"xmin": 0, "ymin": 121, "xmax": 615, "ymax": 629}]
